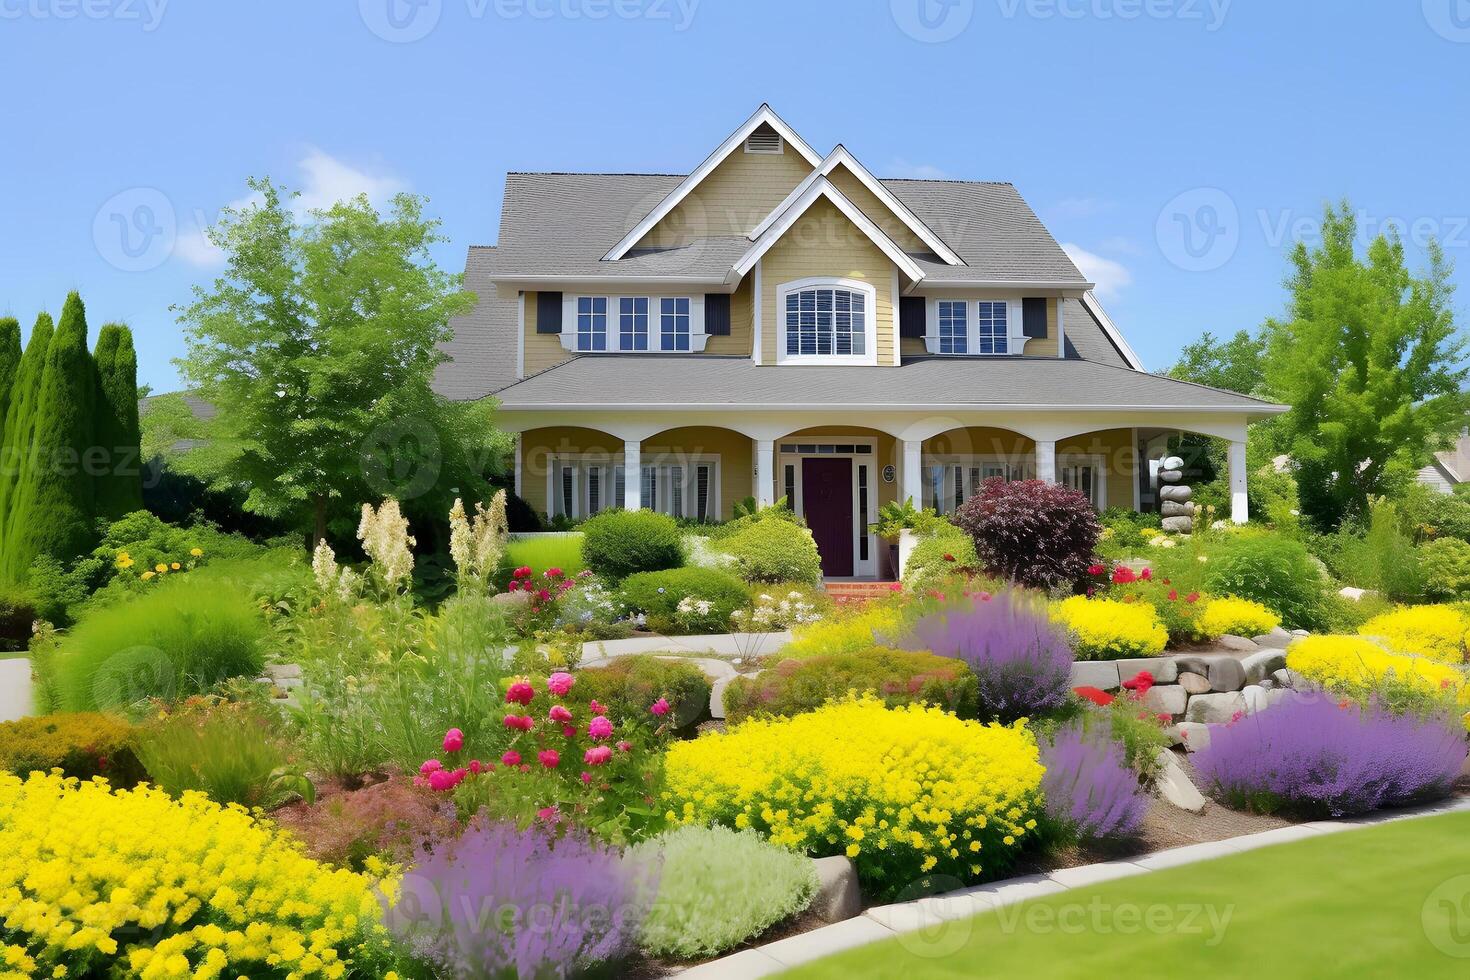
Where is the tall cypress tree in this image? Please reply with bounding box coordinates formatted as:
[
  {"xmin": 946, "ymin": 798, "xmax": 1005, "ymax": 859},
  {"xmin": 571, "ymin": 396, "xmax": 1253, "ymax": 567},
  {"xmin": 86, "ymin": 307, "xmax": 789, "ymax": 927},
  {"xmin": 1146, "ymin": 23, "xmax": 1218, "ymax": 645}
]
[
  {"xmin": 92, "ymin": 324, "xmax": 143, "ymax": 519},
  {"xmin": 0, "ymin": 313, "xmax": 53, "ymax": 581},
  {"xmin": 3, "ymin": 293, "xmax": 96, "ymax": 579},
  {"xmin": 0, "ymin": 317, "xmax": 19, "ymax": 451}
]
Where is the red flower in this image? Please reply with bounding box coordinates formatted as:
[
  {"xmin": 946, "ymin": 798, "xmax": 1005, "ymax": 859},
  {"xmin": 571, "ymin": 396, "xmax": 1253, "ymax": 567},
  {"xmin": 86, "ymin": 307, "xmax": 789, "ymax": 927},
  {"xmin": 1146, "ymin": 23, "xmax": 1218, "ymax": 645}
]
[
  {"xmin": 1087, "ymin": 564, "xmax": 1106, "ymax": 576},
  {"xmin": 589, "ymin": 699, "xmax": 608, "ymax": 716},
  {"xmin": 1073, "ymin": 685, "xmax": 1115, "ymax": 707},
  {"xmin": 545, "ymin": 567, "xmax": 564, "ymax": 578},
  {"xmin": 888, "ymin": 582, "xmax": 903, "ymax": 591},
  {"xmin": 1111, "ymin": 566, "xmax": 1137, "ymax": 584},
  {"xmin": 1185, "ymin": 591, "xmax": 1200, "ymax": 604},
  {"xmin": 536, "ymin": 589, "xmax": 551, "ymax": 602},
  {"xmin": 1122, "ymin": 670, "xmax": 1155, "ymax": 697},
  {"xmin": 513, "ymin": 566, "xmax": 533, "ymax": 579},
  {"xmin": 1140, "ymin": 568, "xmax": 1152, "ymax": 581},
  {"xmin": 1168, "ymin": 589, "xmax": 1179, "ymax": 601},
  {"xmin": 507, "ymin": 580, "xmax": 521, "ymax": 592},
  {"xmin": 649, "ymin": 698, "xmax": 671, "ymax": 717},
  {"xmin": 942, "ymin": 553, "xmax": 956, "ymax": 562},
  {"xmin": 500, "ymin": 750, "xmax": 521, "ymax": 767},
  {"xmin": 505, "ymin": 681, "xmax": 535, "ymax": 705}
]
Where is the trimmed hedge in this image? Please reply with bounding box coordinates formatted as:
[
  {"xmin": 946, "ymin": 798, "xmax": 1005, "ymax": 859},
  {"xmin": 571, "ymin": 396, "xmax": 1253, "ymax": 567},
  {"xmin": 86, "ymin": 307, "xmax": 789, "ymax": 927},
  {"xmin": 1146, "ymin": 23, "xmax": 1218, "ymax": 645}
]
[
  {"xmin": 620, "ymin": 566, "xmax": 749, "ymax": 634},
  {"xmin": 722, "ymin": 647, "xmax": 977, "ymax": 722},
  {"xmin": 0, "ymin": 711, "xmax": 145, "ymax": 785},
  {"xmin": 719, "ymin": 518, "xmax": 822, "ymax": 585},
  {"xmin": 581, "ymin": 509, "xmax": 684, "ymax": 580}
]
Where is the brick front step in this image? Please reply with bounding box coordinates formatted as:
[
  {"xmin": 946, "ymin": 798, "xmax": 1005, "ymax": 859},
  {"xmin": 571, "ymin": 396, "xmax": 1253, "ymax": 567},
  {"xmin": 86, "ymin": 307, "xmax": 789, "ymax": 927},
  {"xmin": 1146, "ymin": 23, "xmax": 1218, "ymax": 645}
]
[{"xmin": 822, "ymin": 582, "xmax": 900, "ymax": 606}]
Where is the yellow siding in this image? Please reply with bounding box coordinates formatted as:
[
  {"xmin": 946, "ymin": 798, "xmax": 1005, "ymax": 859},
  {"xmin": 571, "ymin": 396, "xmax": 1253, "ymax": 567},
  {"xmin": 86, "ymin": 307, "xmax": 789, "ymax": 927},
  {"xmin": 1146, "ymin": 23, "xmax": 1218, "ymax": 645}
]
[
  {"xmin": 705, "ymin": 276, "xmax": 753, "ymax": 356},
  {"xmin": 520, "ymin": 427, "xmax": 622, "ymax": 516},
  {"xmin": 522, "ymin": 291, "xmax": 573, "ymax": 376},
  {"xmin": 1058, "ymin": 428, "xmax": 1137, "ymax": 510},
  {"xmin": 778, "ymin": 426, "xmax": 900, "ymax": 507},
  {"xmin": 1022, "ymin": 298, "xmax": 1060, "ymax": 357},
  {"xmin": 925, "ymin": 428, "xmax": 1035, "ymax": 458},
  {"xmin": 826, "ymin": 164, "xmax": 928, "ymax": 254},
  {"xmin": 758, "ymin": 198, "xmax": 900, "ymax": 366},
  {"xmin": 638, "ymin": 136, "xmax": 813, "ymax": 246}
]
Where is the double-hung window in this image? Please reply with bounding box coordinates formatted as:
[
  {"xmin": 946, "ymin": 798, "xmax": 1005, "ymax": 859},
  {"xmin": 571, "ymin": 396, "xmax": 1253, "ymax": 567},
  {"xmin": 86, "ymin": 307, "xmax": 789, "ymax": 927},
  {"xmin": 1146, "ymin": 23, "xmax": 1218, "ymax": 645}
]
[
  {"xmin": 576, "ymin": 297, "xmax": 608, "ymax": 351},
  {"xmin": 619, "ymin": 297, "xmax": 649, "ymax": 350},
  {"xmin": 938, "ymin": 300, "xmax": 967, "ymax": 354},
  {"xmin": 976, "ymin": 301, "xmax": 1008, "ymax": 354},
  {"xmin": 660, "ymin": 297, "xmax": 690, "ymax": 351}
]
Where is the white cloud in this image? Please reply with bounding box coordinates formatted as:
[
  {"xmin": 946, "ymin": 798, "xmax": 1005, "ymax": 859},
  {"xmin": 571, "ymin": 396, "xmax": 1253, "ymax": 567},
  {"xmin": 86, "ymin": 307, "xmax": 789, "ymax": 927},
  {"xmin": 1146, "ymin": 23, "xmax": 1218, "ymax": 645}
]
[
  {"xmin": 1061, "ymin": 242, "xmax": 1133, "ymax": 301},
  {"xmin": 886, "ymin": 159, "xmax": 949, "ymax": 180},
  {"xmin": 176, "ymin": 151, "xmax": 406, "ymax": 267}
]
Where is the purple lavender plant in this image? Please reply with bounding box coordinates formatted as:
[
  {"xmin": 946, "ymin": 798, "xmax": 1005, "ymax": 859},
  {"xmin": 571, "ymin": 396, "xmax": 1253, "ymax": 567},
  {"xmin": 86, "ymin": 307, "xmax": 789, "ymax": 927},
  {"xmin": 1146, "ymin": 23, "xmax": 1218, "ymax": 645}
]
[
  {"xmin": 904, "ymin": 590, "xmax": 1074, "ymax": 722},
  {"xmin": 1041, "ymin": 722, "xmax": 1149, "ymax": 841},
  {"xmin": 389, "ymin": 817, "xmax": 659, "ymax": 978},
  {"xmin": 1193, "ymin": 694, "xmax": 1467, "ymax": 817}
]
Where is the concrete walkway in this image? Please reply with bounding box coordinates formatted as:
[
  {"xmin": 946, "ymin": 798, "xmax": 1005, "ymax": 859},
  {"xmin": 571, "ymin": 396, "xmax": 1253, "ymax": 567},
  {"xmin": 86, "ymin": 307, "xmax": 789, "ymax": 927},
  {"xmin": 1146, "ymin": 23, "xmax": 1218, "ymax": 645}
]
[
  {"xmin": 578, "ymin": 631, "xmax": 791, "ymax": 663},
  {"xmin": 677, "ymin": 795, "xmax": 1470, "ymax": 978},
  {"xmin": 0, "ymin": 658, "xmax": 33, "ymax": 723}
]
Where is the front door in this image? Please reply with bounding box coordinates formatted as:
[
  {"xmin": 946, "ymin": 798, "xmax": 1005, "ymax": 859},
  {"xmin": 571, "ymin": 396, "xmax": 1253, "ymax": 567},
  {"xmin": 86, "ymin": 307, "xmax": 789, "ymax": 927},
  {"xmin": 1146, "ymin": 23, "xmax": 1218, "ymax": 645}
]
[{"xmin": 801, "ymin": 457, "xmax": 854, "ymax": 577}]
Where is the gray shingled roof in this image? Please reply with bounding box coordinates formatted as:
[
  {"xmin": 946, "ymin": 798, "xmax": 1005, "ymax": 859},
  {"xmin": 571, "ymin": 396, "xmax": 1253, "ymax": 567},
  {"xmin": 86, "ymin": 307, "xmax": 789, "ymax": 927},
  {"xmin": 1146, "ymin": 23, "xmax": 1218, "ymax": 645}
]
[
  {"xmin": 494, "ymin": 355, "xmax": 1284, "ymax": 413},
  {"xmin": 483, "ymin": 172, "xmax": 1087, "ymax": 284}
]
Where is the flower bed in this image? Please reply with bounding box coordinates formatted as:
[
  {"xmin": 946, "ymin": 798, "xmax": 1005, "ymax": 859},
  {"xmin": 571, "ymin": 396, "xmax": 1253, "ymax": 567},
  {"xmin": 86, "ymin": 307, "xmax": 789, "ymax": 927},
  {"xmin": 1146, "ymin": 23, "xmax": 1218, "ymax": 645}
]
[
  {"xmin": 1357, "ymin": 605, "xmax": 1468, "ymax": 663},
  {"xmin": 1051, "ymin": 595, "xmax": 1168, "ymax": 660}
]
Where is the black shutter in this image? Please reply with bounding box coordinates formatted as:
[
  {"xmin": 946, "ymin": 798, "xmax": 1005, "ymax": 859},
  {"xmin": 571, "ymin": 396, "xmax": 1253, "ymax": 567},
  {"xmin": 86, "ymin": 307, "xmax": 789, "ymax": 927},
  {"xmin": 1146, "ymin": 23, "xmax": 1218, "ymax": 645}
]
[
  {"xmin": 704, "ymin": 293, "xmax": 731, "ymax": 336},
  {"xmin": 536, "ymin": 291, "xmax": 562, "ymax": 334},
  {"xmin": 899, "ymin": 296, "xmax": 926, "ymax": 338},
  {"xmin": 1022, "ymin": 297, "xmax": 1047, "ymax": 339}
]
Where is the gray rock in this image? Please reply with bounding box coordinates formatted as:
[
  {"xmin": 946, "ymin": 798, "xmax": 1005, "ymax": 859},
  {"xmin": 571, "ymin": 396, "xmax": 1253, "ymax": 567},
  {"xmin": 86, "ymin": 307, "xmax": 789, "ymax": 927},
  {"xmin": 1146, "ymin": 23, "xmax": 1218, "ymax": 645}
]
[
  {"xmin": 1216, "ymin": 634, "xmax": 1260, "ymax": 653},
  {"xmin": 1243, "ymin": 684, "xmax": 1291, "ymax": 715},
  {"xmin": 1142, "ymin": 684, "xmax": 1188, "ymax": 717},
  {"xmin": 1174, "ymin": 655, "xmax": 1247, "ymax": 692},
  {"xmin": 1161, "ymin": 500, "xmax": 1195, "ymax": 517},
  {"xmin": 1115, "ymin": 657, "xmax": 1179, "ymax": 684},
  {"xmin": 1272, "ymin": 667, "xmax": 1302, "ymax": 688},
  {"xmin": 1290, "ymin": 628, "xmax": 1310, "ymax": 637},
  {"xmin": 1177, "ymin": 671, "xmax": 1212, "ymax": 695},
  {"xmin": 1159, "ymin": 484, "xmax": 1193, "ymax": 503},
  {"xmin": 1161, "ymin": 515, "xmax": 1193, "ymax": 533},
  {"xmin": 265, "ymin": 663, "xmax": 302, "ymax": 681},
  {"xmin": 1154, "ymin": 749, "xmax": 1207, "ymax": 814},
  {"xmin": 1159, "ymin": 470, "xmax": 1183, "ymax": 484},
  {"xmin": 1173, "ymin": 721, "xmax": 1212, "ymax": 753},
  {"xmin": 810, "ymin": 856, "xmax": 862, "ymax": 923},
  {"xmin": 1242, "ymin": 650, "xmax": 1288, "ymax": 685},
  {"xmin": 1070, "ymin": 660, "xmax": 1121, "ymax": 691},
  {"xmin": 1185, "ymin": 691, "xmax": 1246, "ymax": 724},
  {"xmin": 1257, "ymin": 677, "xmax": 1276, "ymax": 690},
  {"xmin": 1252, "ymin": 628, "xmax": 1292, "ymax": 649},
  {"xmin": 1338, "ymin": 586, "xmax": 1369, "ymax": 602},
  {"xmin": 1161, "ymin": 455, "xmax": 1185, "ymax": 471}
]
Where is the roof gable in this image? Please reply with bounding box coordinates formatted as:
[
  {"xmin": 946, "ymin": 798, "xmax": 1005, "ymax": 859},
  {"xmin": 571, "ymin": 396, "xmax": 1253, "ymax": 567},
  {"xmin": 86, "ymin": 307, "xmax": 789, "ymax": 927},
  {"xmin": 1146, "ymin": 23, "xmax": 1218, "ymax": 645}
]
[{"xmin": 603, "ymin": 105, "xmax": 822, "ymax": 260}]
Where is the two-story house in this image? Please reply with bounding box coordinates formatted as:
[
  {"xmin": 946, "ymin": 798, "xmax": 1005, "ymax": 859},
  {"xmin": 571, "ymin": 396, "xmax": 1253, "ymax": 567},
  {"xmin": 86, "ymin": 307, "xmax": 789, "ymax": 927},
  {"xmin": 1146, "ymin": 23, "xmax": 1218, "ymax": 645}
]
[{"xmin": 434, "ymin": 106, "xmax": 1285, "ymax": 578}]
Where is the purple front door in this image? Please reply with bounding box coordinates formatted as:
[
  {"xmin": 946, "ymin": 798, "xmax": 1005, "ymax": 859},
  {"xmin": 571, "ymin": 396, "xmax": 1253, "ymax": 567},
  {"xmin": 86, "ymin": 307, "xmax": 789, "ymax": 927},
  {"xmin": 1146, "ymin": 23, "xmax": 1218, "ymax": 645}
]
[{"xmin": 802, "ymin": 458, "xmax": 854, "ymax": 577}]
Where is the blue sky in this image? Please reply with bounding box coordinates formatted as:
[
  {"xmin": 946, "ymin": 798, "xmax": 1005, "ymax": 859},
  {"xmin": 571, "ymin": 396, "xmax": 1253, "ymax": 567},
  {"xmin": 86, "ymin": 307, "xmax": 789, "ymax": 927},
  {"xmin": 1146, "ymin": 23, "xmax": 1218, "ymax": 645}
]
[{"xmin": 3, "ymin": 0, "xmax": 1468, "ymax": 391}]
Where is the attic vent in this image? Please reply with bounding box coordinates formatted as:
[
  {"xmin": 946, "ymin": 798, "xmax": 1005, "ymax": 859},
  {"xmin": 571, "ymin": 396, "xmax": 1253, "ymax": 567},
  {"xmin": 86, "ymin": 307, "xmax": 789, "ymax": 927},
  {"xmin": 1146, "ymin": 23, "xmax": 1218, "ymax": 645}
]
[{"xmin": 744, "ymin": 128, "xmax": 783, "ymax": 155}]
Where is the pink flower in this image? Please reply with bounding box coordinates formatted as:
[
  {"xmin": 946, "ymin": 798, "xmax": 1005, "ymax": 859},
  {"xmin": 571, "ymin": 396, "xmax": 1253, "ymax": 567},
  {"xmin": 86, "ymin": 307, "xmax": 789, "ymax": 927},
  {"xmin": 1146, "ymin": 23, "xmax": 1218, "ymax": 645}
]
[
  {"xmin": 513, "ymin": 566, "xmax": 533, "ymax": 579},
  {"xmin": 546, "ymin": 567, "xmax": 564, "ymax": 578},
  {"xmin": 581, "ymin": 771, "xmax": 592, "ymax": 784},
  {"xmin": 506, "ymin": 681, "xmax": 535, "ymax": 705},
  {"xmin": 1111, "ymin": 566, "xmax": 1137, "ymax": 584},
  {"xmin": 549, "ymin": 705, "xmax": 573, "ymax": 723},
  {"xmin": 538, "ymin": 749, "xmax": 560, "ymax": 769},
  {"xmin": 502, "ymin": 714, "xmax": 535, "ymax": 732},
  {"xmin": 888, "ymin": 582, "xmax": 903, "ymax": 592},
  {"xmin": 616, "ymin": 740, "xmax": 632, "ymax": 753},
  {"xmin": 501, "ymin": 750, "xmax": 522, "ymax": 767},
  {"xmin": 1140, "ymin": 568, "xmax": 1152, "ymax": 581},
  {"xmin": 584, "ymin": 745, "xmax": 613, "ymax": 766},
  {"xmin": 1186, "ymin": 591, "xmax": 1200, "ymax": 604},
  {"xmin": 589, "ymin": 699, "xmax": 608, "ymax": 716},
  {"xmin": 427, "ymin": 768, "xmax": 462, "ymax": 792},
  {"xmin": 536, "ymin": 588, "xmax": 551, "ymax": 602},
  {"xmin": 537, "ymin": 806, "xmax": 559, "ymax": 821},
  {"xmin": 468, "ymin": 759, "xmax": 484, "ymax": 774},
  {"xmin": 442, "ymin": 728, "xmax": 464, "ymax": 753},
  {"xmin": 547, "ymin": 672, "xmax": 575, "ymax": 697},
  {"xmin": 419, "ymin": 758, "xmax": 443, "ymax": 775},
  {"xmin": 1088, "ymin": 564, "xmax": 1106, "ymax": 576},
  {"xmin": 508, "ymin": 580, "xmax": 521, "ymax": 592},
  {"xmin": 649, "ymin": 698, "xmax": 670, "ymax": 717},
  {"xmin": 588, "ymin": 716, "xmax": 614, "ymax": 741},
  {"xmin": 562, "ymin": 724, "xmax": 577, "ymax": 738}
]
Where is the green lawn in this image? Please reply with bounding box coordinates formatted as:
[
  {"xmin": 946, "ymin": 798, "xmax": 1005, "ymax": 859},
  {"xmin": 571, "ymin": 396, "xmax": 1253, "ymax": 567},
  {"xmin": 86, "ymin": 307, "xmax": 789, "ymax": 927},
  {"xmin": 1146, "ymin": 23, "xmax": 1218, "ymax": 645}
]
[
  {"xmin": 503, "ymin": 534, "xmax": 585, "ymax": 578},
  {"xmin": 787, "ymin": 810, "xmax": 1470, "ymax": 978}
]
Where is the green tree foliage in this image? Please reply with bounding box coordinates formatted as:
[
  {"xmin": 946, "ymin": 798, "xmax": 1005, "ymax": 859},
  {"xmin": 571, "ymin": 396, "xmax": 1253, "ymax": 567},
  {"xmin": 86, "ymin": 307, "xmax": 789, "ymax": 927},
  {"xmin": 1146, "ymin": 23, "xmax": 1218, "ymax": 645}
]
[
  {"xmin": 0, "ymin": 318, "xmax": 19, "ymax": 444},
  {"xmin": 0, "ymin": 314, "xmax": 54, "ymax": 580},
  {"xmin": 91, "ymin": 324, "xmax": 143, "ymax": 519},
  {"xmin": 3, "ymin": 293, "xmax": 97, "ymax": 579},
  {"xmin": 1263, "ymin": 202, "xmax": 1470, "ymax": 530},
  {"xmin": 173, "ymin": 179, "xmax": 499, "ymax": 543},
  {"xmin": 1168, "ymin": 329, "xmax": 1266, "ymax": 396}
]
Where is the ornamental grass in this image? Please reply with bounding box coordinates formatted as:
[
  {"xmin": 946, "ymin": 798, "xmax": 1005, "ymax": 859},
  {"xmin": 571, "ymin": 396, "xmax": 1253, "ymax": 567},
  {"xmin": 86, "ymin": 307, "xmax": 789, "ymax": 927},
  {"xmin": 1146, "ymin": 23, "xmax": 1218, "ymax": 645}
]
[
  {"xmin": 0, "ymin": 771, "xmax": 396, "ymax": 979},
  {"xmin": 662, "ymin": 695, "xmax": 1044, "ymax": 898}
]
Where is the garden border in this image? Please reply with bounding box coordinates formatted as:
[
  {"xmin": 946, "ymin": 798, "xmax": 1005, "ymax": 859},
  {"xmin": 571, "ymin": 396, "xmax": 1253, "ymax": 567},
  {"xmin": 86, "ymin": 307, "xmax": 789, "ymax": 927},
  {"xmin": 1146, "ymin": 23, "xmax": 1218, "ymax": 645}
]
[{"xmin": 676, "ymin": 795, "xmax": 1470, "ymax": 978}]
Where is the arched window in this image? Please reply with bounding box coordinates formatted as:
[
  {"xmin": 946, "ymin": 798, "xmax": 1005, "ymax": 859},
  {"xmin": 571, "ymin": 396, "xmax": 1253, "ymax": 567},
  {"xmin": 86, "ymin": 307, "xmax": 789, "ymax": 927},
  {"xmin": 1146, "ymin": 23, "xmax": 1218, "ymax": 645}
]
[{"xmin": 776, "ymin": 278, "xmax": 878, "ymax": 365}]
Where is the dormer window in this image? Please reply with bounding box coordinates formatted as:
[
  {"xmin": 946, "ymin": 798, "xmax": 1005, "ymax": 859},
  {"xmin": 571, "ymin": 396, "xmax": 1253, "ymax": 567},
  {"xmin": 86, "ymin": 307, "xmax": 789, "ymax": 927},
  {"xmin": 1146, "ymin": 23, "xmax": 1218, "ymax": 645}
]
[
  {"xmin": 976, "ymin": 301, "xmax": 1009, "ymax": 354},
  {"xmin": 923, "ymin": 298, "xmax": 1027, "ymax": 356},
  {"xmin": 575, "ymin": 297, "xmax": 608, "ymax": 351},
  {"xmin": 562, "ymin": 294, "xmax": 710, "ymax": 353},
  {"xmin": 776, "ymin": 278, "xmax": 878, "ymax": 366}
]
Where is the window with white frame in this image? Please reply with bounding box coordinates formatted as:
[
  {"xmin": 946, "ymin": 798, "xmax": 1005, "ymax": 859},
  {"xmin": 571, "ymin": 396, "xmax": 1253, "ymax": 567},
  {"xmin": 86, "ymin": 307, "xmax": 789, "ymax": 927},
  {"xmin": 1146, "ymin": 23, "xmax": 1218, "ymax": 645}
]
[
  {"xmin": 575, "ymin": 297, "xmax": 608, "ymax": 351},
  {"xmin": 660, "ymin": 297, "xmax": 690, "ymax": 351},
  {"xmin": 922, "ymin": 458, "xmax": 1035, "ymax": 514},
  {"xmin": 976, "ymin": 301, "xmax": 1008, "ymax": 354},
  {"xmin": 547, "ymin": 455, "xmax": 718, "ymax": 521},
  {"xmin": 778, "ymin": 279, "xmax": 875, "ymax": 363},
  {"xmin": 1059, "ymin": 456, "xmax": 1106, "ymax": 509},
  {"xmin": 618, "ymin": 297, "xmax": 649, "ymax": 351},
  {"xmin": 938, "ymin": 300, "xmax": 967, "ymax": 354}
]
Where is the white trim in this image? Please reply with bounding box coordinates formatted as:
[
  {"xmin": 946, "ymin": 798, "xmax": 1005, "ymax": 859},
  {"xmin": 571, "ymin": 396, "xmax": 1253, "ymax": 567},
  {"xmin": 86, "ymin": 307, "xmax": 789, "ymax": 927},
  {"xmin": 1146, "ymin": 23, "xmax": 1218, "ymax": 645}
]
[
  {"xmin": 1056, "ymin": 295, "xmax": 1066, "ymax": 359},
  {"xmin": 775, "ymin": 276, "xmax": 879, "ymax": 367},
  {"xmin": 559, "ymin": 293, "xmax": 709, "ymax": 354},
  {"xmin": 890, "ymin": 268, "xmax": 901, "ymax": 366},
  {"xmin": 492, "ymin": 274, "xmax": 732, "ymax": 286},
  {"xmin": 1131, "ymin": 428, "xmax": 1141, "ymax": 512},
  {"xmin": 602, "ymin": 105, "xmax": 823, "ymax": 261},
  {"xmin": 547, "ymin": 450, "xmax": 721, "ymax": 521},
  {"xmin": 750, "ymin": 146, "xmax": 964, "ymax": 266},
  {"xmin": 752, "ymin": 259, "xmax": 763, "ymax": 364},
  {"xmin": 919, "ymin": 278, "xmax": 1095, "ymax": 290},
  {"xmin": 921, "ymin": 297, "xmax": 1027, "ymax": 355},
  {"xmin": 503, "ymin": 402, "xmax": 1289, "ymax": 415},
  {"xmin": 516, "ymin": 291, "xmax": 526, "ymax": 380},
  {"xmin": 734, "ymin": 177, "xmax": 927, "ymax": 283},
  {"xmin": 1080, "ymin": 291, "xmax": 1145, "ymax": 371},
  {"xmin": 777, "ymin": 434, "xmax": 881, "ymax": 578},
  {"xmin": 514, "ymin": 434, "xmax": 523, "ymax": 495}
]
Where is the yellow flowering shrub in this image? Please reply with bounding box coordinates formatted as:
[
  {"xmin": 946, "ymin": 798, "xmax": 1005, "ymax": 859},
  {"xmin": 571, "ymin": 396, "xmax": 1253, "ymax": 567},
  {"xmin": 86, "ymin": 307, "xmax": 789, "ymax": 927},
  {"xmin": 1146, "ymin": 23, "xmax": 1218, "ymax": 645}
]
[
  {"xmin": 1287, "ymin": 635, "xmax": 1470, "ymax": 728},
  {"xmin": 0, "ymin": 771, "xmax": 398, "ymax": 979},
  {"xmin": 1197, "ymin": 596, "xmax": 1281, "ymax": 639},
  {"xmin": 662, "ymin": 696, "xmax": 1044, "ymax": 897},
  {"xmin": 779, "ymin": 602, "xmax": 905, "ymax": 659},
  {"xmin": 1357, "ymin": 605, "xmax": 1468, "ymax": 663},
  {"xmin": 1050, "ymin": 596, "xmax": 1168, "ymax": 660}
]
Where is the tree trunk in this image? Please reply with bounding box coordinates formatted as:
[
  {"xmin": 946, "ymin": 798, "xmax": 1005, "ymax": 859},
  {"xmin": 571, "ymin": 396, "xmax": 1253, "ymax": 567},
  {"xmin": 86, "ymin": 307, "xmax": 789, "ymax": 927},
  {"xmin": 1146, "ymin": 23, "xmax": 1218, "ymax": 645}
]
[{"xmin": 313, "ymin": 494, "xmax": 327, "ymax": 548}]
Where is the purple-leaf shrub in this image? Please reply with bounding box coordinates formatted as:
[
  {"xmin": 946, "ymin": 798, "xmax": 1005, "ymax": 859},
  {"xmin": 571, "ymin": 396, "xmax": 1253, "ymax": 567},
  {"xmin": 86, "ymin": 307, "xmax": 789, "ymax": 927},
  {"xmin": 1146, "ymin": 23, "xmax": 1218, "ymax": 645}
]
[
  {"xmin": 905, "ymin": 590, "xmax": 1074, "ymax": 722},
  {"xmin": 952, "ymin": 478, "xmax": 1100, "ymax": 589},
  {"xmin": 1040, "ymin": 722, "xmax": 1148, "ymax": 841},
  {"xmin": 1193, "ymin": 694, "xmax": 1467, "ymax": 817},
  {"xmin": 389, "ymin": 817, "xmax": 659, "ymax": 978}
]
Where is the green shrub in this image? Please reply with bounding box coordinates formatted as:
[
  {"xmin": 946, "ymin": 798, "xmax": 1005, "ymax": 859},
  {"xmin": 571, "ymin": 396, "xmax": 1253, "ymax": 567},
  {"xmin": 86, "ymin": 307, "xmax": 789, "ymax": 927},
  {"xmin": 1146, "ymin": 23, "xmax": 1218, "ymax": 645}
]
[
  {"xmin": 621, "ymin": 566, "xmax": 749, "ymax": 634},
  {"xmin": 570, "ymin": 654, "xmax": 712, "ymax": 730},
  {"xmin": 495, "ymin": 534, "xmax": 586, "ymax": 588},
  {"xmin": 718, "ymin": 517, "xmax": 823, "ymax": 585},
  {"xmin": 50, "ymin": 575, "xmax": 268, "ymax": 711},
  {"xmin": 0, "ymin": 711, "xmax": 144, "ymax": 785},
  {"xmin": 1201, "ymin": 533, "xmax": 1328, "ymax": 631},
  {"xmin": 135, "ymin": 701, "xmax": 299, "ymax": 808},
  {"xmin": 722, "ymin": 647, "xmax": 977, "ymax": 722},
  {"xmin": 1402, "ymin": 483, "xmax": 1470, "ymax": 542},
  {"xmin": 902, "ymin": 530, "xmax": 979, "ymax": 592},
  {"xmin": 1421, "ymin": 537, "xmax": 1470, "ymax": 600},
  {"xmin": 0, "ymin": 581, "xmax": 36, "ymax": 651},
  {"xmin": 1097, "ymin": 508, "xmax": 1163, "ymax": 552},
  {"xmin": 632, "ymin": 825, "xmax": 818, "ymax": 959},
  {"xmin": 581, "ymin": 510, "xmax": 684, "ymax": 580},
  {"xmin": 1328, "ymin": 500, "xmax": 1426, "ymax": 601}
]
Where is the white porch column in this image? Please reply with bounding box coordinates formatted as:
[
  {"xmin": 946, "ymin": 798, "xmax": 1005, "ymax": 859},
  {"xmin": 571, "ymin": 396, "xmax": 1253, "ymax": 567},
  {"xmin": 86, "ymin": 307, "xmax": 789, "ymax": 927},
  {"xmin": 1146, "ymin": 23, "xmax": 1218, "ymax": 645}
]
[
  {"xmin": 1229, "ymin": 438, "xmax": 1248, "ymax": 524},
  {"xmin": 755, "ymin": 440, "xmax": 776, "ymax": 508},
  {"xmin": 1035, "ymin": 439, "xmax": 1057, "ymax": 483},
  {"xmin": 623, "ymin": 440, "xmax": 641, "ymax": 510},
  {"xmin": 902, "ymin": 439, "xmax": 923, "ymax": 507}
]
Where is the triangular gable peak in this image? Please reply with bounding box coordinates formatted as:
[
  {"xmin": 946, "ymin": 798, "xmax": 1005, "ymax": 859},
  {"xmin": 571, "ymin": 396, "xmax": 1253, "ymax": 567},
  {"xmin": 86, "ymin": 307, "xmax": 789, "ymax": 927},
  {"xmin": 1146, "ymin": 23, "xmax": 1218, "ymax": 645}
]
[
  {"xmin": 604, "ymin": 105, "xmax": 822, "ymax": 259},
  {"xmin": 734, "ymin": 176, "xmax": 925, "ymax": 284},
  {"xmin": 751, "ymin": 146, "xmax": 965, "ymax": 266}
]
